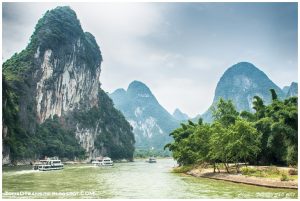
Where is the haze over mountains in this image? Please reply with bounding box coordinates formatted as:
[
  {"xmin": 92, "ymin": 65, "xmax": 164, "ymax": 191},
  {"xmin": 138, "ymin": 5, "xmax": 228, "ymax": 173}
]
[{"xmin": 109, "ymin": 62, "xmax": 297, "ymax": 150}]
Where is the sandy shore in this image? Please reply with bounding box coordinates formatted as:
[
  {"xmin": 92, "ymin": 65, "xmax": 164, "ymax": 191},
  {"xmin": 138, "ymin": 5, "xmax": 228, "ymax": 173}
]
[{"xmin": 187, "ymin": 167, "xmax": 298, "ymax": 189}]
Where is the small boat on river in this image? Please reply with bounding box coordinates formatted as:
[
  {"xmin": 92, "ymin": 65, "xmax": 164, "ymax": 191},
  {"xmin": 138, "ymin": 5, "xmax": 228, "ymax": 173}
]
[
  {"xmin": 146, "ymin": 157, "xmax": 157, "ymax": 163},
  {"xmin": 33, "ymin": 158, "xmax": 64, "ymax": 171}
]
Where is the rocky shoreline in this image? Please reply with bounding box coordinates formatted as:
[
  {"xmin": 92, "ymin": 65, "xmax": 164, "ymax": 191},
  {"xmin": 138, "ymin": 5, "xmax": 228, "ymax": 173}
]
[{"xmin": 186, "ymin": 168, "xmax": 298, "ymax": 189}]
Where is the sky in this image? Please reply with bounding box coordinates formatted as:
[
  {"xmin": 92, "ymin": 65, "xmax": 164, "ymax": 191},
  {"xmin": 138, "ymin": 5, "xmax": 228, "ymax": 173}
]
[{"xmin": 2, "ymin": 2, "xmax": 298, "ymax": 117}]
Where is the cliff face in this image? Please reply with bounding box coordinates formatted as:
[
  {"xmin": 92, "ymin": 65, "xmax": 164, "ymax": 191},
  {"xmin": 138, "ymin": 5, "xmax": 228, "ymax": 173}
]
[
  {"xmin": 35, "ymin": 41, "xmax": 101, "ymax": 123},
  {"xmin": 3, "ymin": 6, "xmax": 135, "ymax": 163}
]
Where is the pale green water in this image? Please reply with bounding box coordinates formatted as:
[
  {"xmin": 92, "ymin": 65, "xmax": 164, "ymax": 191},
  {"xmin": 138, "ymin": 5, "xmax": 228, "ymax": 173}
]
[{"xmin": 2, "ymin": 158, "xmax": 298, "ymax": 199}]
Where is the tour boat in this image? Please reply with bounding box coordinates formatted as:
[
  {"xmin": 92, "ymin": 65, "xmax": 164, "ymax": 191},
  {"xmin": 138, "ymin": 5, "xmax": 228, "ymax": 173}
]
[
  {"xmin": 102, "ymin": 157, "xmax": 114, "ymax": 166},
  {"xmin": 92, "ymin": 160, "xmax": 102, "ymax": 166},
  {"xmin": 146, "ymin": 157, "xmax": 157, "ymax": 163},
  {"xmin": 33, "ymin": 158, "xmax": 64, "ymax": 171},
  {"xmin": 92, "ymin": 157, "xmax": 113, "ymax": 166}
]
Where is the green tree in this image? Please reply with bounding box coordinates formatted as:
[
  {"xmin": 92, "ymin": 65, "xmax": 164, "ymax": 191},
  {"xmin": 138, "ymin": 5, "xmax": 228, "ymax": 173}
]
[
  {"xmin": 212, "ymin": 98, "xmax": 239, "ymax": 127},
  {"xmin": 252, "ymin": 96, "xmax": 265, "ymax": 119},
  {"xmin": 270, "ymin": 89, "xmax": 278, "ymax": 101},
  {"xmin": 252, "ymin": 91, "xmax": 297, "ymax": 166},
  {"xmin": 164, "ymin": 123, "xmax": 196, "ymax": 165},
  {"xmin": 209, "ymin": 122, "xmax": 231, "ymax": 172},
  {"xmin": 227, "ymin": 119, "xmax": 261, "ymax": 172}
]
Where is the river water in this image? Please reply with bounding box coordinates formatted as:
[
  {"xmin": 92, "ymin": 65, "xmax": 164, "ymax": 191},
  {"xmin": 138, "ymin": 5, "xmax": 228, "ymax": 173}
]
[{"xmin": 2, "ymin": 158, "xmax": 297, "ymax": 199}]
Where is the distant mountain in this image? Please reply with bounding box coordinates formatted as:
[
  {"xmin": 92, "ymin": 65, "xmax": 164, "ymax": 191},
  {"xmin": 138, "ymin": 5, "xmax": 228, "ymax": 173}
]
[
  {"xmin": 282, "ymin": 86, "xmax": 290, "ymax": 96},
  {"xmin": 173, "ymin": 108, "xmax": 189, "ymax": 121},
  {"xmin": 286, "ymin": 82, "xmax": 298, "ymax": 97},
  {"xmin": 201, "ymin": 62, "xmax": 285, "ymax": 122},
  {"xmin": 110, "ymin": 81, "xmax": 179, "ymax": 150}
]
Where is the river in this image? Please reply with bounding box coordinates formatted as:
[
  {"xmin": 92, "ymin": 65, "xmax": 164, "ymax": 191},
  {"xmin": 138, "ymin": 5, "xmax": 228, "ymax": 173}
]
[{"xmin": 2, "ymin": 158, "xmax": 297, "ymax": 199}]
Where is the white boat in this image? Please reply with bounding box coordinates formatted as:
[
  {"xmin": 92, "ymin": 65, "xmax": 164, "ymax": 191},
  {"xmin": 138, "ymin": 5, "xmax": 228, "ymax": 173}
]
[
  {"xmin": 92, "ymin": 157, "xmax": 113, "ymax": 166},
  {"xmin": 102, "ymin": 157, "xmax": 113, "ymax": 166},
  {"xmin": 146, "ymin": 157, "xmax": 157, "ymax": 163},
  {"xmin": 92, "ymin": 160, "xmax": 102, "ymax": 165},
  {"xmin": 33, "ymin": 158, "xmax": 64, "ymax": 171}
]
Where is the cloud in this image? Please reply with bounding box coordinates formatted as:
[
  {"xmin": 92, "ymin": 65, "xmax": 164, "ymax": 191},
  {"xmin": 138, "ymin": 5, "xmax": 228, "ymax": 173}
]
[{"xmin": 2, "ymin": 3, "xmax": 298, "ymax": 117}]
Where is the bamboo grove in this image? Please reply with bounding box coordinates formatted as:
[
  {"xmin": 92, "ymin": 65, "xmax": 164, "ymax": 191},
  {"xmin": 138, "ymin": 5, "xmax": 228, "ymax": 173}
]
[{"xmin": 164, "ymin": 89, "xmax": 298, "ymax": 171}]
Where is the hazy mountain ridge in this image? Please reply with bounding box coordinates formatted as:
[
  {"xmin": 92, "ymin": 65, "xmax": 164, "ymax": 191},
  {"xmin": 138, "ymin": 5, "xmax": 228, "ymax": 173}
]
[
  {"xmin": 200, "ymin": 62, "xmax": 286, "ymax": 122},
  {"xmin": 110, "ymin": 80, "xmax": 179, "ymax": 150},
  {"xmin": 173, "ymin": 108, "xmax": 190, "ymax": 121},
  {"xmin": 286, "ymin": 82, "xmax": 298, "ymax": 98}
]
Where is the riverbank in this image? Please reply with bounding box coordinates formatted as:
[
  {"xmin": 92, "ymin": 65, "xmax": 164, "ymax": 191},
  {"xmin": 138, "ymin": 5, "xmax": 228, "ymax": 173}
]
[{"xmin": 184, "ymin": 166, "xmax": 298, "ymax": 189}]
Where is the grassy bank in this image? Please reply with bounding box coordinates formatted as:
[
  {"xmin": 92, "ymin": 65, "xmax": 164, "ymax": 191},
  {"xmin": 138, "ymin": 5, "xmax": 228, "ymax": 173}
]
[
  {"xmin": 240, "ymin": 166, "xmax": 298, "ymax": 181},
  {"xmin": 174, "ymin": 164, "xmax": 298, "ymax": 189},
  {"xmin": 172, "ymin": 165, "xmax": 195, "ymax": 173}
]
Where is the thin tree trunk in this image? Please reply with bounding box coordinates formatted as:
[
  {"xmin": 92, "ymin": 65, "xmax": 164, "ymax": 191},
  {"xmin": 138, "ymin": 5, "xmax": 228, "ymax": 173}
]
[
  {"xmin": 224, "ymin": 162, "xmax": 229, "ymax": 173},
  {"xmin": 213, "ymin": 162, "xmax": 216, "ymax": 173},
  {"xmin": 236, "ymin": 162, "xmax": 240, "ymax": 173},
  {"xmin": 244, "ymin": 158, "xmax": 248, "ymax": 167}
]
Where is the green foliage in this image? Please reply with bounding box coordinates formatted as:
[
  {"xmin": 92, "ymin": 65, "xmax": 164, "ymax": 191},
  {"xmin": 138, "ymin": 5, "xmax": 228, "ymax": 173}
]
[
  {"xmin": 212, "ymin": 98, "xmax": 239, "ymax": 127},
  {"xmin": 133, "ymin": 149, "xmax": 170, "ymax": 158},
  {"xmin": 2, "ymin": 75, "xmax": 33, "ymax": 160},
  {"xmin": 240, "ymin": 167, "xmax": 257, "ymax": 175},
  {"xmin": 228, "ymin": 119, "xmax": 261, "ymax": 163},
  {"xmin": 30, "ymin": 6, "xmax": 83, "ymax": 52},
  {"xmin": 280, "ymin": 173, "xmax": 289, "ymax": 181},
  {"xmin": 166, "ymin": 92, "xmax": 298, "ymax": 168},
  {"xmin": 172, "ymin": 165, "xmax": 194, "ymax": 173},
  {"xmin": 2, "ymin": 41, "xmax": 36, "ymax": 98},
  {"xmin": 3, "ymin": 78, "xmax": 85, "ymax": 161},
  {"xmin": 252, "ymin": 96, "xmax": 266, "ymax": 119},
  {"xmin": 209, "ymin": 122, "xmax": 230, "ymax": 164},
  {"xmin": 36, "ymin": 115, "xmax": 86, "ymax": 159},
  {"xmin": 198, "ymin": 118, "xmax": 203, "ymax": 125},
  {"xmin": 71, "ymin": 89, "xmax": 135, "ymax": 160},
  {"xmin": 253, "ymin": 93, "xmax": 298, "ymax": 166},
  {"xmin": 240, "ymin": 166, "xmax": 291, "ymax": 179},
  {"xmin": 270, "ymin": 89, "xmax": 278, "ymax": 101}
]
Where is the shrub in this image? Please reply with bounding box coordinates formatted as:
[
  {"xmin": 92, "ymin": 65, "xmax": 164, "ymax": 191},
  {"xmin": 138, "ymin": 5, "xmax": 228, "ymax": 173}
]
[
  {"xmin": 280, "ymin": 173, "xmax": 289, "ymax": 181},
  {"xmin": 241, "ymin": 167, "xmax": 257, "ymax": 175},
  {"xmin": 268, "ymin": 166, "xmax": 280, "ymax": 175},
  {"xmin": 172, "ymin": 165, "xmax": 194, "ymax": 173},
  {"xmin": 288, "ymin": 168, "xmax": 298, "ymax": 175}
]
